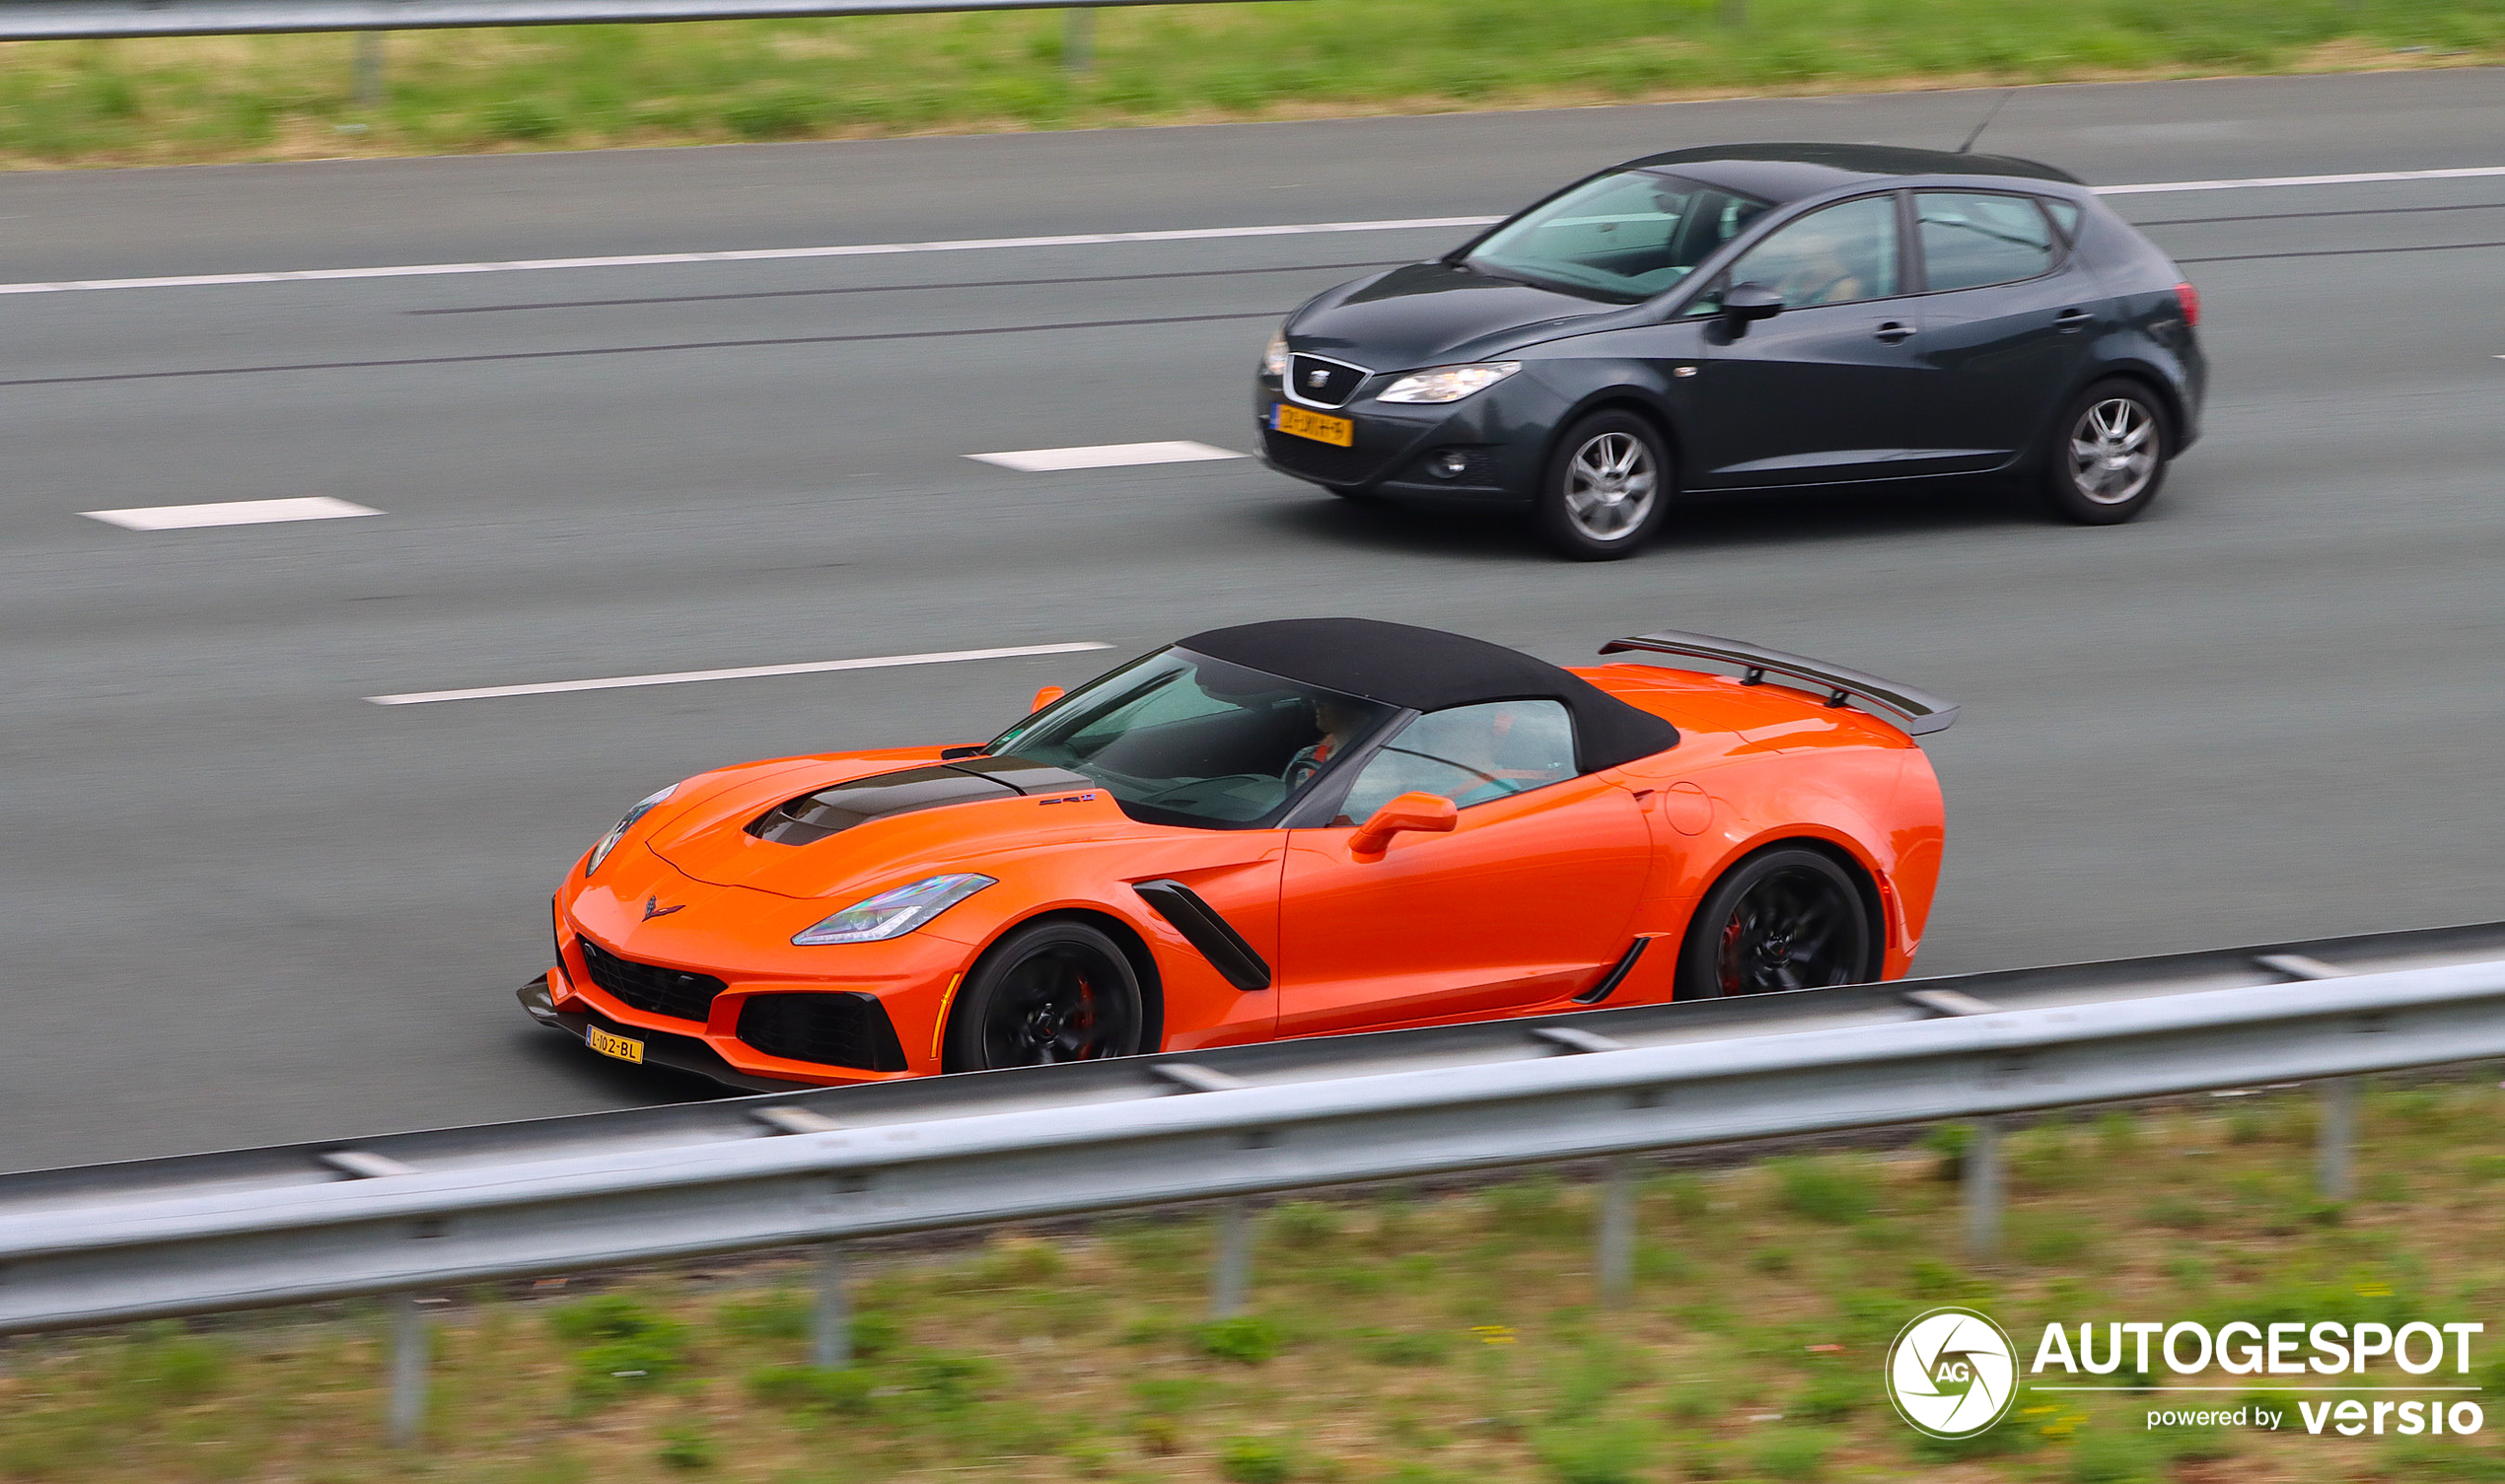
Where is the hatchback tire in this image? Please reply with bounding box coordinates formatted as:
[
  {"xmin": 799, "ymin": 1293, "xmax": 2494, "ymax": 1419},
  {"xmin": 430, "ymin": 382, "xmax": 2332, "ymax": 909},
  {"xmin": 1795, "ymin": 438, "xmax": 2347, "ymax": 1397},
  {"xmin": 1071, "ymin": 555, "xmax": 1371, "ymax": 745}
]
[
  {"xmin": 1536, "ymin": 410, "xmax": 1672, "ymax": 560},
  {"xmin": 2041, "ymin": 379, "xmax": 2173, "ymax": 526}
]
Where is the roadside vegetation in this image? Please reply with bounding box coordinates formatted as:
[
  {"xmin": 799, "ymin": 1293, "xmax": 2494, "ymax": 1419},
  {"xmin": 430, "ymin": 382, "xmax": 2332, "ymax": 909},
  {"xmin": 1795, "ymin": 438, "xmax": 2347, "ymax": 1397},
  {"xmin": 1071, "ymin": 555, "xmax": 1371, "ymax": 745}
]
[
  {"xmin": 5, "ymin": 1081, "xmax": 2505, "ymax": 1482},
  {"xmin": 0, "ymin": 0, "xmax": 2499, "ymax": 169}
]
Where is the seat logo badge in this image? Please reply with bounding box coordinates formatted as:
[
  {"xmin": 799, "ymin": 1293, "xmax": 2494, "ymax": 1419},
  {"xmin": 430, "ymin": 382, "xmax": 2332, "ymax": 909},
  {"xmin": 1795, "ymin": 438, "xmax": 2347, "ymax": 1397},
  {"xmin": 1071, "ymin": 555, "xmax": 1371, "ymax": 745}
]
[
  {"xmin": 1308, "ymin": 369, "xmax": 1329, "ymax": 388},
  {"xmin": 643, "ymin": 896, "xmax": 685, "ymax": 921}
]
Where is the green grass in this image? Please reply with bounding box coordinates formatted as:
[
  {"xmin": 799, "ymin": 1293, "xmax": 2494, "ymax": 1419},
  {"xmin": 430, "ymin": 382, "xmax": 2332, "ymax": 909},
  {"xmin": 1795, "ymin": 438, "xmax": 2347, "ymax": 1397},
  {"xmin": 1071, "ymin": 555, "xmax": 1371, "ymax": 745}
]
[
  {"xmin": 5, "ymin": 1082, "xmax": 2505, "ymax": 1481},
  {"xmin": 0, "ymin": 0, "xmax": 2498, "ymax": 168}
]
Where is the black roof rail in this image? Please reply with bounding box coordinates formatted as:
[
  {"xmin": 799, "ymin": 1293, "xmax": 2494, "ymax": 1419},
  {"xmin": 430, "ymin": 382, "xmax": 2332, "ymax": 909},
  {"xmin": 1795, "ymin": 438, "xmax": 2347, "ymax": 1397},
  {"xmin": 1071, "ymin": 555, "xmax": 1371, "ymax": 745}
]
[{"xmin": 1598, "ymin": 629, "xmax": 1960, "ymax": 737}]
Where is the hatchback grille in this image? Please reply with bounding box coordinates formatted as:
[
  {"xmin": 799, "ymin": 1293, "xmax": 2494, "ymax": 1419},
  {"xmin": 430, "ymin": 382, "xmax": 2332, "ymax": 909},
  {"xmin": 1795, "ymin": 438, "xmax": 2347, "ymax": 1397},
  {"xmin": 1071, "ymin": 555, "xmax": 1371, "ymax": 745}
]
[
  {"xmin": 737, "ymin": 993, "xmax": 910, "ymax": 1073},
  {"xmin": 1287, "ymin": 354, "xmax": 1368, "ymax": 409},
  {"xmin": 577, "ymin": 938, "xmax": 727, "ymax": 1024}
]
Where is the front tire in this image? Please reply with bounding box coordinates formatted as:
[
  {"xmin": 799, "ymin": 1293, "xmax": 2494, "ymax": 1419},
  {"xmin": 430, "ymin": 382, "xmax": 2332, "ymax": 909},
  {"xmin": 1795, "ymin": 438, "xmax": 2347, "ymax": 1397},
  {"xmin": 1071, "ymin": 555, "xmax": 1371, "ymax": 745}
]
[
  {"xmin": 941, "ymin": 920, "xmax": 1144, "ymax": 1072},
  {"xmin": 2040, "ymin": 379, "xmax": 2172, "ymax": 525},
  {"xmin": 1674, "ymin": 847, "xmax": 1877, "ymax": 999},
  {"xmin": 1536, "ymin": 410, "xmax": 1672, "ymax": 560}
]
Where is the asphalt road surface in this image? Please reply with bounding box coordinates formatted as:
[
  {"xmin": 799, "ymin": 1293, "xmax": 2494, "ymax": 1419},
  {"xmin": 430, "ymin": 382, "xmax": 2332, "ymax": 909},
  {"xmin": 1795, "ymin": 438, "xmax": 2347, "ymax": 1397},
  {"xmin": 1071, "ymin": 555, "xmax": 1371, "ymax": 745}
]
[{"xmin": 6, "ymin": 70, "xmax": 2503, "ymax": 1172}]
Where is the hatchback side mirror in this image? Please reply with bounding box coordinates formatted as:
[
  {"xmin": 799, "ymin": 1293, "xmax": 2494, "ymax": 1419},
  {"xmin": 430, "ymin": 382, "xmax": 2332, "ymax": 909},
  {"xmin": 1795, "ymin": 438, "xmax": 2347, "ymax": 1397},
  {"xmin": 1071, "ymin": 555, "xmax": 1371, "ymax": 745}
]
[
  {"xmin": 1721, "ymin": 281, "xmax": 1785, "ymax": 330},
  {"xmin": 1351, "ymin": 791, "xmax": 1459, "ymax": 856},
  {"xmin": 1030, "ymin": 684, "xmax": 1066, "ymax": 714}
]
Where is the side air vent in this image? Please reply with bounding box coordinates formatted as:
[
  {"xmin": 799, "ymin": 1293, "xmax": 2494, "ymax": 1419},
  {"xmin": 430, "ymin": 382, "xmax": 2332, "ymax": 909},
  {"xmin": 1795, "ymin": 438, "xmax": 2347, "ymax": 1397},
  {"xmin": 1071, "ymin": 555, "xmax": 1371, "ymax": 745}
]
[{"xmin": 1132, "ymin": 879, "xmax": 1272, "ymax": 992}]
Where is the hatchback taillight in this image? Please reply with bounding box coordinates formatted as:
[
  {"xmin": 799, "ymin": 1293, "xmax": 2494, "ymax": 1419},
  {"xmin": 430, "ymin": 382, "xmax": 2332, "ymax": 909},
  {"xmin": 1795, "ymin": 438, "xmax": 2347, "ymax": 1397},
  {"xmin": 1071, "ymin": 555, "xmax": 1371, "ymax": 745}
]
[{"xmin": 2175, "ymin": 281, "xmax": 2201, "ymax": 327}]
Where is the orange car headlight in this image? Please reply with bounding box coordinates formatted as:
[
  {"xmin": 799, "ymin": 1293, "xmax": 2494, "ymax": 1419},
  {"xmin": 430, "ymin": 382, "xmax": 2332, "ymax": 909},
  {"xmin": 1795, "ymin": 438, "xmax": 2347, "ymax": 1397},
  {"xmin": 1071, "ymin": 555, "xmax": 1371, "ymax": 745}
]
[
  {"xmin": 794, "ymin": 874, "xmax": 995, "ymax": 946},
  {"xmin": 585, "ymin": 784, "xmax": 677, "ymax": 877}
]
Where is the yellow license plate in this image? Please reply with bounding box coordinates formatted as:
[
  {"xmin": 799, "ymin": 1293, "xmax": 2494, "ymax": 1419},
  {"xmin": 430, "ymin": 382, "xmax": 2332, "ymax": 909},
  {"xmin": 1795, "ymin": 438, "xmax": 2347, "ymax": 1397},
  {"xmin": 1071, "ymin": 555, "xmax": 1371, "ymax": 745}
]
[
  {"xmin": 1272, "ymin": 404, "xmax": 1354, "ymax": 447},
  {"xmin": 586, "ymin": 1025, "xmax": 645, "ymax": 1064}
]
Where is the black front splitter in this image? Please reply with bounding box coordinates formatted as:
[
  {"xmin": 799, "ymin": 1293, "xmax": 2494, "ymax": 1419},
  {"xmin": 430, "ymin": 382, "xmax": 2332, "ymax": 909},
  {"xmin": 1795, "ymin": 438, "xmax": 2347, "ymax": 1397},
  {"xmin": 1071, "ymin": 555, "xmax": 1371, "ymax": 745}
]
[{"xmin": 515, "ymin": 978, "xmax": 809, "ymax": 1094}]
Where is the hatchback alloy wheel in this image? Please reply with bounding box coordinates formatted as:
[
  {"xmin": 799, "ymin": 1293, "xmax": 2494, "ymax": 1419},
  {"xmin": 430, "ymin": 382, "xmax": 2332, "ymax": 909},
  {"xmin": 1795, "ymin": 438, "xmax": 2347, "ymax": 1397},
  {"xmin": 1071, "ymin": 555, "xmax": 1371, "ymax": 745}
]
[
  {"xmin": 2068, "ymin": 396, "xmax": 2157, "ymax": 506},
  {"xmin": 2041, "ymin": 379, "xmax": 2172, "ymax": 526},
  {"xmin": 1565, "ymin": 432, "xmax": 1659, "ymax": 538},
  {"xmin": 1538, "ymin": 410, "xmax": 1673, "ymax": 559}
]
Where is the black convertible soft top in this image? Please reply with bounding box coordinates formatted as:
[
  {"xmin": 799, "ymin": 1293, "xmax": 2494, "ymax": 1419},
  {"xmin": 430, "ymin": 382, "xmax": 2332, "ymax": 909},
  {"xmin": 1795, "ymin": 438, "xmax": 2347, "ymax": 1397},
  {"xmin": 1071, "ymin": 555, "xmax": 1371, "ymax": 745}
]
[{"xmin": 1179, "ymin": 618, "xmax": 1677, "ymax": 771}]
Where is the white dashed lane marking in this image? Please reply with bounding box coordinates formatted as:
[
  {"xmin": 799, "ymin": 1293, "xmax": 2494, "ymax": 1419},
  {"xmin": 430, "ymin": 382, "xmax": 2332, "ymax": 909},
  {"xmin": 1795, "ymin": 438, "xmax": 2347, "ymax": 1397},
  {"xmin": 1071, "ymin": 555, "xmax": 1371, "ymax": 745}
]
[
  {"xmin": 7, "ymin": 167, "xmax": 2502, "ymax": 299},
  {"xmin": 82, "ymin": 497, "xmax": 381, "ymax": 530},
  {"xmin": 366, "ymin": 641, "xmax": 1113, "ymax": 706},
  {"xmin": 967, "ymin": 441, "xmax": 1247, "ymax": 472}
]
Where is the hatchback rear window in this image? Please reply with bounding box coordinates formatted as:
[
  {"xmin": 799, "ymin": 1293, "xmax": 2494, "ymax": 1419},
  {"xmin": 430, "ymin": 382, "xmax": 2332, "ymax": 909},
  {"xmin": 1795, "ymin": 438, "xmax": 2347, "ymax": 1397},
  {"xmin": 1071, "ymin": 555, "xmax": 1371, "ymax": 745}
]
[{"xmin": 1916, "ymin": 190, "xmax": 2062, "ymax": 292}]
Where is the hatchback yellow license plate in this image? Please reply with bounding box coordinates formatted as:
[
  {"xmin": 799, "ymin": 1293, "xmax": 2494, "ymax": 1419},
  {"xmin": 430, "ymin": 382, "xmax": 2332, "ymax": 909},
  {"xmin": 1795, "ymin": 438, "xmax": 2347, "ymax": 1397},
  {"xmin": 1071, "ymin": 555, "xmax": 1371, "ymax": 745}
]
[
  {"xmin": 1272, "ymin": 404, "xmax": 1354, "ymax": 447},
  {"xmin": 586, "ymin": 1025, "xmax": 645, "ymax": 1064}
]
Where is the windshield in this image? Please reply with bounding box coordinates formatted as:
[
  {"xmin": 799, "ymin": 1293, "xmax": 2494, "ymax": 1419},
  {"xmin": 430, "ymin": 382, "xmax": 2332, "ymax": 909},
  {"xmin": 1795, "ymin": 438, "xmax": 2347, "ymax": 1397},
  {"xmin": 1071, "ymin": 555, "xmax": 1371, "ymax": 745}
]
[
  {"xmin": 986, "ymin": 649, "xmax": 1401, "ymax": 828},
  {"xmin": 1466, "ymin": 171, "xmax": 1771, "ymax": 304}
]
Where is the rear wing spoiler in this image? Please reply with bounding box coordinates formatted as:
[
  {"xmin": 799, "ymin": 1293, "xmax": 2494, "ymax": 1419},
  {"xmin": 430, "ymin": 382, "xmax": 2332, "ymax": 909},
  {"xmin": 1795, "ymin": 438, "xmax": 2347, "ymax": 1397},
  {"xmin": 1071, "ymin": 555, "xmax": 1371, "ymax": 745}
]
[{"xmin": 1598, "ymin": 629, "xmax": 1960, "ymax": 737}]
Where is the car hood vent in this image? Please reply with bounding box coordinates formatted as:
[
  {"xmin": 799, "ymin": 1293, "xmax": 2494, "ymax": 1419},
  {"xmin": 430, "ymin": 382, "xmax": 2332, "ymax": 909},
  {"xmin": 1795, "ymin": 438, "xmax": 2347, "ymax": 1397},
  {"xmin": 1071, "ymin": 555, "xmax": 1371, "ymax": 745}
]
[{"xmin": 747, "ymin": 755, "xmax": 1093, "ymax": 847}]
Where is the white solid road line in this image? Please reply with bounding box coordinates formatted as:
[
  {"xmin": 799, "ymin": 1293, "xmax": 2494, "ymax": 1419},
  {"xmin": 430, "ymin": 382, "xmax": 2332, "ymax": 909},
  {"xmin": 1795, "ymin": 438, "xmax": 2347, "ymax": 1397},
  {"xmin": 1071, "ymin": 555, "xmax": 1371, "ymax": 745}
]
[
  {"xmin": 82, "ymin": 496, "xmax": 381, "ymax": 530},
  {"xmin": 968, "ymin": 441, "xmax": 1247, "ymax": 472},
  {"xmin": 366, "ymin": 641, "xmax": 1113, "ymax": 706},
  {"xmin": 6, "ymin": 165, "xmax": 2501, "ymax": 300},
  {"xmin": 0, "ymin": 217, "xmax": 1500, "ymax": 298},
  {"xmin": 2093, "ymin": 165, "xmax": 2505, "ymax": 195}
]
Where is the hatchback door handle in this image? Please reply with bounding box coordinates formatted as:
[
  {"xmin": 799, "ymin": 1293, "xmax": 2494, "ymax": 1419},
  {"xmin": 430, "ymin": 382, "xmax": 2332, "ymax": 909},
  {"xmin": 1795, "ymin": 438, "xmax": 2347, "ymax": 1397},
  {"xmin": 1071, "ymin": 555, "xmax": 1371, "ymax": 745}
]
[
  {"xmin": 2055, "ymin": 308, "xmax": 2093, "ymax": 332},
  {"xmin": 1874, "ymin": 321, "xmax": 1913, "ymax": 344}
]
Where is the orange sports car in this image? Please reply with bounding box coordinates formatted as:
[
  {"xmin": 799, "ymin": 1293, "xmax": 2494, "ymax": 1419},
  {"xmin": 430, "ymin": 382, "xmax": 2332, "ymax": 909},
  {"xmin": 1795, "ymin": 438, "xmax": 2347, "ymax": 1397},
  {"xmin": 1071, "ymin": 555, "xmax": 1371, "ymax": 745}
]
[{"xmin": 519, "ymin": 619, "xmax": 1952, "ymax": 1090}]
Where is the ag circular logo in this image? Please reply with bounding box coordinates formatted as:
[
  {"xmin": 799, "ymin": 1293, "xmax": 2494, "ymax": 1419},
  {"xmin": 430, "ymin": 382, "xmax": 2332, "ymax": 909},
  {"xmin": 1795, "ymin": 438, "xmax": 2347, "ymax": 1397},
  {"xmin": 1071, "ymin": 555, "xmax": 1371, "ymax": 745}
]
[{"xmin": 1886, "ymin": 1307, "xmax": 2020, "ymax": 1439}]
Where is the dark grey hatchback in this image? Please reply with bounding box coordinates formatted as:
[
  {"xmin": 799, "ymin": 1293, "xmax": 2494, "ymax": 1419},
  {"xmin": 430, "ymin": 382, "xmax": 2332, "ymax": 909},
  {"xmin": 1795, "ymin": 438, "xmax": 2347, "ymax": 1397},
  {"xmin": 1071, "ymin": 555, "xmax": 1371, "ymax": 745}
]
[{"xmin": 1254, "ymin": 143, "xmax": 2206, "ymax": 559}]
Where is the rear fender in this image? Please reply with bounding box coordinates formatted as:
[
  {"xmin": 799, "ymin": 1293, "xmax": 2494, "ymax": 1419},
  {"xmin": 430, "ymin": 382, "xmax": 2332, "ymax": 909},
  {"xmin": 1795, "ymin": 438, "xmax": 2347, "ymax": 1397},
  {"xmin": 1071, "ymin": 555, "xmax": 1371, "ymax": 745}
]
[{"xmin": 1636, "ymin": 748, "xmax": 1938, "ymax": 979}]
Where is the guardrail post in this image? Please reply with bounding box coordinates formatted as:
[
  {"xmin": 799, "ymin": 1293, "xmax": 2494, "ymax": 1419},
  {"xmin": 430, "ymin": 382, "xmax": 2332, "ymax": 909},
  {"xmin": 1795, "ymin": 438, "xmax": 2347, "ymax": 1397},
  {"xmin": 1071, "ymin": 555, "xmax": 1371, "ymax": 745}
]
[
  {"xmin": 387, "ymin": 1295, "xmax": 429, "ymax": 1445},
  {"xmin": 1963, "ymin": 1116, "xmax": 2003, "ymax": 1263},
  {"xmin": 2318, "ymin": 1077, "xmax": 2360, "ymax": 1201},
  {"xmin": 1596, "ymin": 1155, "xmax": 1636, "ymax": 1304},
  {"xmin": 1062, "ymin": 7, "xmax": 1093, "ymax": 72},
  {"xmin": 811, "ymin": 1241, "xmax": 851, "ymax": 1369},
  {"xmin": 353, "ymin": 31, "xmax": 385, "ymax": 110},
  {"xmin": 1209, "ymin": 1198, "xmax": 1252, "ymax": 1318}
]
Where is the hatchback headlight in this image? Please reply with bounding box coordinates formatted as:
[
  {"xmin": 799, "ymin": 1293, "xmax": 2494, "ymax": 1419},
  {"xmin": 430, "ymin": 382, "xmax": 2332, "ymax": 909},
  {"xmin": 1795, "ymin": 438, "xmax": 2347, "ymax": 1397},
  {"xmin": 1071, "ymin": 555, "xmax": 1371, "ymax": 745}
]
[
  {"xmin": 585, "ymin": 784, "xmax": 676, "ymax": 877},
  {"xmin": 1377, "ymin": 361, "xmax": 1522, "ymax": 404},
  {"xmin": 793, "ymin": 874, "xmax": 997, "ymax": 946},
  {"xmin": 1261, "ymin": 329, "xmax": 1290, "ymax": 380}
]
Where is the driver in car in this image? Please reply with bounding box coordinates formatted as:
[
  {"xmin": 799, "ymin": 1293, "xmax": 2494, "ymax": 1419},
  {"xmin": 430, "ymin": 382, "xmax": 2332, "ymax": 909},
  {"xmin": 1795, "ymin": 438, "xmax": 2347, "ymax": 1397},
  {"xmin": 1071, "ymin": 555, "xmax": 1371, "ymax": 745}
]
[{"xmin": 1282, "ymin": 695, "xmax": 1369, "ymax": 789}]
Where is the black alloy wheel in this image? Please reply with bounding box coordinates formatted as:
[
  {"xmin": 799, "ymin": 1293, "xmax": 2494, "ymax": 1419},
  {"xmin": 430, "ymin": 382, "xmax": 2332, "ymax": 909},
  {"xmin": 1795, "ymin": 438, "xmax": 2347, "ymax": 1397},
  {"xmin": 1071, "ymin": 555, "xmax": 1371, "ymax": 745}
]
[
  {"xmin": 2040, "ymin": 378, "xmax": 2174, "ymax": 526},
  {"xmin": 1535, "ymin": 409, "xmax": 1674, "ymax": 560},
  {"xmin": 943, "ymin": 920, "xmax": 1145, "ymax": 1072},
  {"xmin": 1675, "ymin": 847, "xmax": 1876, "ymax": 999}
]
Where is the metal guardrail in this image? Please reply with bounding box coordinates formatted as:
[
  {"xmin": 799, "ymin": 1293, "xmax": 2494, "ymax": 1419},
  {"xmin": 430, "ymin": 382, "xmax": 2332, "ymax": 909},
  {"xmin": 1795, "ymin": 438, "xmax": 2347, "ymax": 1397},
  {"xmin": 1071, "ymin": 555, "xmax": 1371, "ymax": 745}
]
[{"xmin": 7, "ymin": 920, "xmax": 2505, "ymax": 1437}]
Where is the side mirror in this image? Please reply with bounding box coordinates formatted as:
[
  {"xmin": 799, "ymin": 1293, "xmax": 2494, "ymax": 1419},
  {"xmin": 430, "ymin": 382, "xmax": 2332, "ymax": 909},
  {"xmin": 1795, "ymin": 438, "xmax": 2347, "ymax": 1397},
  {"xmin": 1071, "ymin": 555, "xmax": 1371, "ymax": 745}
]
[
  {"xmin": 1351, "ymin": 791, "xmax": 1459, "ymax": 856},
  {"xmin": 1029, "ymin": 685, "xmax": 1066, "ymax": 714},
  {"xmin": 1720, "ymin": 281, "xmax": 1785, "ymax": 330}
]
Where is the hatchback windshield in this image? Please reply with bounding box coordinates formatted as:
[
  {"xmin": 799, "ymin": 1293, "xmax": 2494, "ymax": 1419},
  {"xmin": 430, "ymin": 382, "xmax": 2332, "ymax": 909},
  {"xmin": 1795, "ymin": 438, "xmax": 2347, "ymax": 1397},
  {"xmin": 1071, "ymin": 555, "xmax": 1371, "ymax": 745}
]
[
  {"xmin": 987, "ymin": 649, "xmax": 1400, "ymax": 828},
  {"xmin": 1466, "ymin": 170, "xmax": 1770, "ymax": 303}
]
